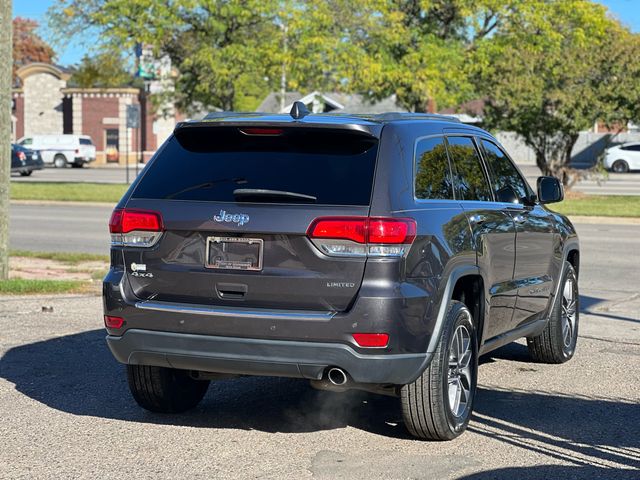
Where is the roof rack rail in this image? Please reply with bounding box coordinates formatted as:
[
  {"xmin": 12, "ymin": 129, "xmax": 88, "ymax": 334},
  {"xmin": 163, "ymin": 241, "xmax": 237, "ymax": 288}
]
[{"xmin": 371, "ymin": 112, "xmax": 460, "ymax": 123}]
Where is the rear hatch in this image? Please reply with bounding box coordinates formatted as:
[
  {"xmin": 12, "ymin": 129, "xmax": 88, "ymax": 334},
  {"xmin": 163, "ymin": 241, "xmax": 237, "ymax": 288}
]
[{"xmin": 119, "ymin": 123, "xmax": 380, "ymax": 312}]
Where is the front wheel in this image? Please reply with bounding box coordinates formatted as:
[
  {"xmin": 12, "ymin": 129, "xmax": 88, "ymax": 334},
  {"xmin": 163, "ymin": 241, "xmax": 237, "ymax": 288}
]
[
  {"xmin": 527, "ymin": 261, "xmax": 579, "ymax": 363},
  {"xmin": 401, "ymin": 301, "xmax": 478, "ymax": 440},
  {"xmin": 127, "ymin": 365, "xmax": 210, "ymax": 413}
]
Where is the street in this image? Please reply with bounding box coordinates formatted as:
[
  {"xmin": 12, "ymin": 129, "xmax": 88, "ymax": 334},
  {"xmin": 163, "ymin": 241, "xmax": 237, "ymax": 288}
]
[{"xmin": 2, "ymin": 203, "xmax": 639, "ymax": 479}]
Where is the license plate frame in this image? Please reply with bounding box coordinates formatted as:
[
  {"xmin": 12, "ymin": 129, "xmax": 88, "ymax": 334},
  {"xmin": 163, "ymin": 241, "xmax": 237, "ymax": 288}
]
[{"xmin": 205, "ymin": 236, "xmax": 264, "ymax": 271}]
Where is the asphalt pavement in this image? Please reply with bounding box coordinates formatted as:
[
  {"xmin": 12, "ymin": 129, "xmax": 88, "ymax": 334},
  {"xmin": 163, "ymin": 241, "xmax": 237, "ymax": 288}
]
[{"xmin": 2, "ymin": 203, "xmax": 639, "ymax": 478}]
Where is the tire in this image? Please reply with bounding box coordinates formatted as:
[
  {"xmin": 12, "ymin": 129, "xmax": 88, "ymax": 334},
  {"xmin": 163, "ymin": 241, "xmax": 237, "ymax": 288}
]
[
  {"xmin": 401, "ymin": 300, "xmax": 478, "ymax": 440},
  {"xmin": 527, "ymin": 261, "xmax": 579, "ymax": 364},
  {"xmin": 20, "ymin": 170, "xmax": 32, "ymax": 176},
  {"xmin": 612, "ymin": 160, "xmax": 629, "ymax": 173},
  {"xmin": 53, "ymin": 154, "xmax": 67, "ymax": 168},
  {"xmin": 127, "ymin": 365, "xmax": 210, "ymax": 413}
]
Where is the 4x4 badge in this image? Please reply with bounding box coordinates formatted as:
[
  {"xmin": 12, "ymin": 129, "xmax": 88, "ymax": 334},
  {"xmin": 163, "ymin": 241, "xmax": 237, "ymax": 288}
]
[{"xmin": 214, "ymin": 210, "xmax": 250, "ymax": 226}]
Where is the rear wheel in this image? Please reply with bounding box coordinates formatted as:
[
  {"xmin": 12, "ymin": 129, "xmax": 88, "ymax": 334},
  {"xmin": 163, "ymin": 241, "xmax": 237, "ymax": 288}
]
[
  {"xmin": 612, "ymin": 160, "xmax": 629, "ymax": 173},
  {"xmin": 527, "ymin": 261, "xmax": 579, "ymax": 363},
  {"xmin": 53, "ymin": 154, "xmax": 67, "ymax": 168},
  {"xmin": 127, "ymin": 365, "xmax": 210, "ymax": 413},
  {"xmin": 20, "ymin": 170, "xmax": 32, "ymax": 176},
  {"xmin": 401, "ymin": 301, "xmax": 478, "ymax": 440}
]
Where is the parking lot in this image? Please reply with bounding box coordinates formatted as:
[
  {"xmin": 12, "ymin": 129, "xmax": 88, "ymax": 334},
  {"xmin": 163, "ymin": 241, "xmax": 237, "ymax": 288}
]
[{"xmin": 1, "ymin": 218, "xmax": 639, "ymax": 479}]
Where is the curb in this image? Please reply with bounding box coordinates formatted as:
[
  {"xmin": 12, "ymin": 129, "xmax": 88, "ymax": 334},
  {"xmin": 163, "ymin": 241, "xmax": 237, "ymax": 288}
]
[{"xmin": 568, "ymin": 215, "xmax": 640, "ymax": 225}]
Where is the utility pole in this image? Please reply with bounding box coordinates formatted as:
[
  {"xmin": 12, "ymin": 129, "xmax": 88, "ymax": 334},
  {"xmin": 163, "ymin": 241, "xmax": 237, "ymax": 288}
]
[
  {"xmin": 280, "ymin": 23, "xmax": 288, "ymax": 112},
  {"xmin": 0, "ymin": 0, "xmax": 12, "ymax": 280}
]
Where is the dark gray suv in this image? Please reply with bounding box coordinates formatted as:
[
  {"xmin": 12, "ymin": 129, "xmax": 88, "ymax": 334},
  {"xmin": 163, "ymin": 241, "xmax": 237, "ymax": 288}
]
[{"xmin": 104, "ymin": 104, "xmax": 579, "ymax": 440}]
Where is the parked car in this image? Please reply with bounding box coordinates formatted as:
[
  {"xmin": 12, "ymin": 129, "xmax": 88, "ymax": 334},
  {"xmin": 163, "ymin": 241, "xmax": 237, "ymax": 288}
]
[
  {"xmin": 11, "ymin": 144, "xmax": 44, "ymax": 176},
  {"xmin": 16, "ymin": 134, "xmax": 96, "ymax": 168},
  {"xmin": 103, "ymin": 104, "xmax": 579, "ymax": 441},
  {"xmin": 603, "ymin": 142, "xmax": 640, "ymax": 172}
]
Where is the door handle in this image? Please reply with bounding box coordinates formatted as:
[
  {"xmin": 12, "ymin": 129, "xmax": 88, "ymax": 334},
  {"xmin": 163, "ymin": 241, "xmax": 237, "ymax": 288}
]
[
  {"xmin": 469, "ymin": 214, "xmax": 486, "ymax": 225},
  {"xmin": 513, "ymin": 214, "xmax": 526, "ymax": 224}
]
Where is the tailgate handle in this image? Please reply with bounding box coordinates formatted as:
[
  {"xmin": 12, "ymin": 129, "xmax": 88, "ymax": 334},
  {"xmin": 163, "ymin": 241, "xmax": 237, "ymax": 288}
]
[{"xmin": 216, "ymin": 283, "xmax": 247, "ymax": 300}]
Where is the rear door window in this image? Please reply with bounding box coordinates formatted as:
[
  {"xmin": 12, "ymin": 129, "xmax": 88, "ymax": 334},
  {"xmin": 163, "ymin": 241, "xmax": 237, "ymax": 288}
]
[
  {"xmin": 480, "ymin": 139, "xmax": 530, "ymax": 203},
  {"xmin": 446, "ymin": 136, "xmax": 492, "ymax": 202},
  {"xmin": 132, "ymin": 126, "xmax": 379, "ymax": 206},
  {"xmin": 79, "ymin": 138, "xmax": 93, "ymax": 146},
  {"xmin": 414, "ymin": 136, "xmax": 454, "ymax": 200}
]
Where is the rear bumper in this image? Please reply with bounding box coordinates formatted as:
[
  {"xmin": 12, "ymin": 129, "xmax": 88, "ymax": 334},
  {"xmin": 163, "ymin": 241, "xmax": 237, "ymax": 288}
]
[{"xmin": 107, "ymin": 329, "xmax": 428, "ymax": 384}]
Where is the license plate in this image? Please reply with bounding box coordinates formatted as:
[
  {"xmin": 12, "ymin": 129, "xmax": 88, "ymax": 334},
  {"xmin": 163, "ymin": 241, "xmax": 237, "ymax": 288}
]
[{"xmin": 205, "ymin": 237, "xmax": 263, "ymax": 271}]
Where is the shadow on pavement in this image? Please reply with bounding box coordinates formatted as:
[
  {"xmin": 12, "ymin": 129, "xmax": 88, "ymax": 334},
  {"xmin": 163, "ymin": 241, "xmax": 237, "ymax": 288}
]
[
  {"xmin": 457, "ymin": 464, "xmax": 639, "ymax": 480},
  {"xmin": 0, "ymin": 329, "xmax": 407, "ymax": 438},
  {"xmin": 2, "ymin": 328, "xmax": 639, "ymax": 475}
]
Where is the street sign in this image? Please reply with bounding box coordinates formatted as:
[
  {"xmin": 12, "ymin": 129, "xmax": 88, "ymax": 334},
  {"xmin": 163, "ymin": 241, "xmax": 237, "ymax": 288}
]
[{"xmin": 126, "ymin": 104, "xmax": 140, "ymax": 128}]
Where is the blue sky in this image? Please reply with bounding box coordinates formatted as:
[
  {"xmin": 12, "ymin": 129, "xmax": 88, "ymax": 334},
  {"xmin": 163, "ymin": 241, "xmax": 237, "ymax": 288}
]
[{"xmin": 12, "ymin": 0, "xmax": 640, "ymax": 67}]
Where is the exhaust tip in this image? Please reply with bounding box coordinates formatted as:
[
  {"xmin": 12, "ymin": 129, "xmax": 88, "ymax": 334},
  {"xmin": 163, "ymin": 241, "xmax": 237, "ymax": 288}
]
[{"xmin": 327, "ymin": 367, "xmax": 348, "ymax": 386}]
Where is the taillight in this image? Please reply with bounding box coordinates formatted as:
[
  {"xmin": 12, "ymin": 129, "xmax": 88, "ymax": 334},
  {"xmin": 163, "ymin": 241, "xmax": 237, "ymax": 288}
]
[
  {"xmin": 307, "ymin": 217, "xmax": 416, "ymax": 257},
  {"xmin": 109, "ymin": 208, "xmax": 163, "ymax": 247},
  {"xmin": 17, "ymin": 151, "xmax": 26, "ymax": 162}
]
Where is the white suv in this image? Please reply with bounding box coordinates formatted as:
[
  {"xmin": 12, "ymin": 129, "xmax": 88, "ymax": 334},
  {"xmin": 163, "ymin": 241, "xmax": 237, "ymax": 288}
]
[
  {"xmin": 17, "ymin": 134, "xmax": 97, "ymax": 168},
  {"xmin": 604, "ymin": 143, "xmax": 640, "ymax": 173}
]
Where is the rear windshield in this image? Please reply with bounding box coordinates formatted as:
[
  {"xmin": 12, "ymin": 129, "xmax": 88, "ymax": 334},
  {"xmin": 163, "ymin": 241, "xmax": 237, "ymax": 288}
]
[
  {"xmin": 132, "ymin": 126, "xmax": 379, "ymax": 205},
  {"xmin": 79, "ymin": 138, "xmax": 93, "ymax": 145}
]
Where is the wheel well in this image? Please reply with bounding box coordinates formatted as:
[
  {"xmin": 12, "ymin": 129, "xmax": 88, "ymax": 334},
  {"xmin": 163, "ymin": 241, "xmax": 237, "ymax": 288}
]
[
  {"xmin": 452, "ymin": 275, "xmax": 485, "ymax": 347},
  {"xmin": 567, "ymin": 249, "xmax": 580, "ymax": 277}
]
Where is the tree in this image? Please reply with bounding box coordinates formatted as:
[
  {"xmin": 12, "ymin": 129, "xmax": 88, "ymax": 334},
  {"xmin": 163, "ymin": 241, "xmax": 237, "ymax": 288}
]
[
  {"xmin": 68, "ymin": 51, "xmax": 136, "ymax": 88},
  {"xmin": 0, "ymin": 0, "xmax": 11, "ymax": 280},
  {"xmin": 475, "ymin": 1, "xmax": 640, "ymax": 182},
  {"xmin": 49, "ymin": 0, "xmax": 281, "ymax": 112},
  {"xmin": 12, "ymin": 17, "xmax": 55, "ymax": 80}
]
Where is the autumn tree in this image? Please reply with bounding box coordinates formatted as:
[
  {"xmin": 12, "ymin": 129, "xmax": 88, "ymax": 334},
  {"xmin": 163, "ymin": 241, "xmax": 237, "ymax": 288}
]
[
  {"xmin": 68, "ymin": 50, "xmax": 135, "ymax": 88},
  {"xmin": 475, "ymin": 1, "xmax": 640, "ymax": 182},
  {"xmin": 12, "ymin": 17, "xmax": 55, "ymax": 80}
]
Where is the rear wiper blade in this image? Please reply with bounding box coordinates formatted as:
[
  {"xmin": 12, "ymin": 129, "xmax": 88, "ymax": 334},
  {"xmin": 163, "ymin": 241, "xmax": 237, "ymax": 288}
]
[
  {"xmin": 232, "ymin": 188, "xmax": 317, "ymax": 203},
  {"xmin": 165, "ymin": 177, "xmax": 246, "ymax": 199}
]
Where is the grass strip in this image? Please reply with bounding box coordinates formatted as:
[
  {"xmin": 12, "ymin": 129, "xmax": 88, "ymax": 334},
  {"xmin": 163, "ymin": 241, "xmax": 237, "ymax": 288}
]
[
  {"xmin": 10, "ymin": 182, "xmax": 127, "ymax": 203},
  {"xmin": 10, "ymin": 250, "xmax": 109, "ymax": 264},
  {"xmin": 0, "ymin": 279, "xmax": 89, "ymax": 295},
  {"xmin": 551, "ymin": 195, "xmax": 640, "ymax": 217}
]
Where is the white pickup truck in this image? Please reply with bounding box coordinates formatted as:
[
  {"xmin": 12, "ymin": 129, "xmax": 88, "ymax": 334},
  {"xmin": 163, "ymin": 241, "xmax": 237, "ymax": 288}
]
[{"xmin": 17, "ymin": 134, "xmax": 97, "ymax": 168}]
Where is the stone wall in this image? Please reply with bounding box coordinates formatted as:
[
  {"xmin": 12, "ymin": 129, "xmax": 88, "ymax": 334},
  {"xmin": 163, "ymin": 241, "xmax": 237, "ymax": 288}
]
[{"xmin": 22, "ymin": 72, "xmax": 66, "ymax": 136}]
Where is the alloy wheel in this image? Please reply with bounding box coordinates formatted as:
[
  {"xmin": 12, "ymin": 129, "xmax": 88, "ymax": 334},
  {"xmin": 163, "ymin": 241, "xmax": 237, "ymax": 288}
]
[{"xmin": 447, "ymin": 324, "xmax": 473, "ymax": 418}]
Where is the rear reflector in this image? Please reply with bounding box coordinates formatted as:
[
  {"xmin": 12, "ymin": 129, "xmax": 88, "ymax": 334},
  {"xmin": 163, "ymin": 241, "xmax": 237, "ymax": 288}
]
[
  {"xmin": 307, "ymin": 217, "xmax": 416, "ymax": 257},
  {"xmin": 353, "ymin": 333, "xmax": 389, "ymax": 348},
  {"xmin": 104, "ymin": 315, "xmax": 124, "ymax": 329},
  {"xmin": 109, "ymin": 209, "xmax": 164, "ymax": 247}
]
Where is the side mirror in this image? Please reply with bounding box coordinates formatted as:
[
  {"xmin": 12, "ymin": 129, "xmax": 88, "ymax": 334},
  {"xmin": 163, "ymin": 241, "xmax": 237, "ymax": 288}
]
[{"xmin": 537, "ymin": 176, "xmax": 564, "ymax": 204}]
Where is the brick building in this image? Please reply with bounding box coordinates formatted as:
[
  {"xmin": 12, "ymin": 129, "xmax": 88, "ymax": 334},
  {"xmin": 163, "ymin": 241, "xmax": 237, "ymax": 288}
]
[{"xmin": 11, "ymin": 62, "xmax": 178, "ymax": 164}]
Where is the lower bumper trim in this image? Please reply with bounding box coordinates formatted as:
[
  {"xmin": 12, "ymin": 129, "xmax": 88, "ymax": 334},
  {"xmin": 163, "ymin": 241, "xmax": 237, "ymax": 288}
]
[{"xmin": 107, "ymin": 329, "xmax": 428, "ymax": 385}]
